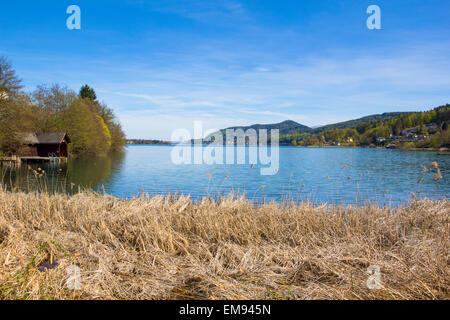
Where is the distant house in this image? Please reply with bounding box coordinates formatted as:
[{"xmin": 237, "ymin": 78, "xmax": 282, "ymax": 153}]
[
  {"xmin": 425, "ymin": 123, "xmax": 438, "ymax": 130},
  {"xmin": 401, "ymin": 127, "xmax": 419, "ymax": 136},
  {"xmin": 19, "ymin": 133, "xmax": 71, "ymax": 157},
  {"xmin": 387, "ymin": 136, "xmax": 402, "ymax": 142},
  {"xmin": 376, "ymin": 137, "xmax": 386, "ymax": 143},
  {"xmin": 405, "ymin": 135, "xmax": 420, "ymax": 142},
  {"xmin": 346, "ymin": 137, "xmax": 354, "ymax": 143}
]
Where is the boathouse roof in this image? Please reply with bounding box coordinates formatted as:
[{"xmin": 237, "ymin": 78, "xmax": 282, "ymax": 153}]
[{"xmin": 20, "ymin": 133, "xmax": 71, "ymax": 145}]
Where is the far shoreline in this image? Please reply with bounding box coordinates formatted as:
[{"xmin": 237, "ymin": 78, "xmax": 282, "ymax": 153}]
[{"xmin": 126, "ymin": 143, "xmax": 449, "ymax": 153}]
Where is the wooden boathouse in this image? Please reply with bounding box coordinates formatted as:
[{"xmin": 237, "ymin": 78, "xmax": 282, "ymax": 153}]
[
  {"xmin": 0, "ymin": 133, "xmax": 70, "ymax": 165},
  {"xmin": 19, "ymin": 132, "xmax": 71, "ymax": 161}
]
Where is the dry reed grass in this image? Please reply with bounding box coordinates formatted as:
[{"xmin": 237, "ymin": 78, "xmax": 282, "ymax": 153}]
[{"xmin": 0, "ymin": 189, "xmax": 448, "ymax": 300}]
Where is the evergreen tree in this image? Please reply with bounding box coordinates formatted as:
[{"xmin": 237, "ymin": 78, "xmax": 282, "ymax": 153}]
[{"xmin": 79, "ymin": 84, "xmax": 97, "ymax": 101}]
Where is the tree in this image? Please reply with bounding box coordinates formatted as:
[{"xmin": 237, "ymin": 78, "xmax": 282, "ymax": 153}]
[
  {"xmin": 79, "ymin": 84, "xmax": 97, "ymax": 101},
  {"xmin": 64, "ymin": 98, "xmax": 108, "ymax": 156},
  {"xmin": 0, "ymin": 57, "xmax": 23, "ymax": 98},
  {"xmin": 0, "ymin": 58, "xmax": 27, "ymax": 154},
  {"xmin": 419, "ymin": 123, "xmax": 425, "ymax": 134},
  {"xmin": 32, "ymin": 85, "xmax": 77, "ymax": 132},
  {"xmin": 109, "ymin": 121, "xmax": 127, "ymax": 151},
  {"xmin": 0, "ymin": 94, "xmax": 36, "ymax": 154}
]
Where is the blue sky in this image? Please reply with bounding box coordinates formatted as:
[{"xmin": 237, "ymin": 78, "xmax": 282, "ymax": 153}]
[{"xmin": 1, "ymin": 0, "xmax": 450, "ymax": 139}]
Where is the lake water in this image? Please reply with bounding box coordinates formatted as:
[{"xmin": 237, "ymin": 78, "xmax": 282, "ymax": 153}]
[{"xmin": 1, "ymin": 145, "xmax": 449, "ymax": 205}]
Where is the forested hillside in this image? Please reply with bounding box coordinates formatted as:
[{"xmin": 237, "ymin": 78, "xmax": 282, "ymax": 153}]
[
  {"xmin": 285, "ymin": 105, "xmax": 450, "ymax": 148},
  {"xmin": 0, "ymin": 57, "xmax": 126, "ymax": 157},
  {"xmin": 215, "ymin": 113, "xmax": 405, "ymax": 138},
  {"xmin": 311, "ymin": 112, "xmax": 406, "ymax": 133}
]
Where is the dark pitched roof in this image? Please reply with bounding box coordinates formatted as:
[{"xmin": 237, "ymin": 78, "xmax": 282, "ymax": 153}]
[
  {"xmin": 20, "ymin": 133, "xmax": 70, "ymax": 144},
  {"xmin": 36, "ymin": 133, "xmax": 70, "ymax": 144}
]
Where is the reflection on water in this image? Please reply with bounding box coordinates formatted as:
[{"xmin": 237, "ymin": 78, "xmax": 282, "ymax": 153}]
[
  {"xmin": 1, "ymin": 146, "xmax": 449, "ymax": 205},
  {"xmin": 1, "ymin": 151, "xmax": 125, "ymax": 194},
  {"xmin": 66, "ymin": 151, "xmax": 125, "ymax": 189}
]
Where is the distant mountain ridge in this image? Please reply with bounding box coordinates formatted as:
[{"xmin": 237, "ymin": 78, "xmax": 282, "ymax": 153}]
[
  {"xmin": 225, "ymin": 120, "xmax": 312, "ymax": 136},
  {"xmin": 212, "ymin": 112, "xmax": 408, "ymax": 137},
  {"xmin": 312, "ymin": 112, "xmax": 407, "ymax": 133}
]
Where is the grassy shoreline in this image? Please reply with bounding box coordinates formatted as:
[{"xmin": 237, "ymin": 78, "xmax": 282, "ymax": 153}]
[{"xmin": 0, "ymin": 190, "xmax": 448, "ymax": 300}]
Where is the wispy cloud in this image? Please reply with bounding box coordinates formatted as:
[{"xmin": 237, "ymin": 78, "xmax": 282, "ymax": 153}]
[{"xmin": 148, "ymin": 0, "xmax": 249, "ymax": 25}]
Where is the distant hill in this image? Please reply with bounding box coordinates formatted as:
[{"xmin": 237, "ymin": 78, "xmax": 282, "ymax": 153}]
[
  {"xmin": 312, "ymin": 112, "xmax": 408, "ymax": 133},
  {"xmin": 210, "ymin": 112, "xmax": 407, "ymax": 138},
  {"xmin": 224, "ymin": 120, "xmax": 312, "ymax": 136}
]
